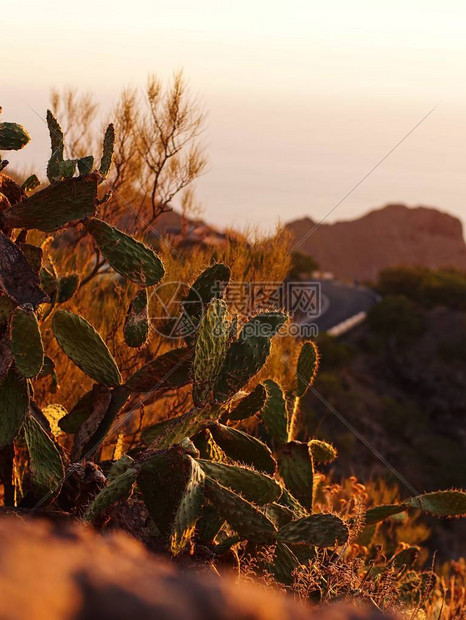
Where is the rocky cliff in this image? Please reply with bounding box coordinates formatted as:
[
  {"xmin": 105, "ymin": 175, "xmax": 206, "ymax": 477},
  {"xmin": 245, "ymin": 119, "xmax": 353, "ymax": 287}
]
[{"xmin": 286, "ymin": 204, "xmax": 466, "ymax": 282}]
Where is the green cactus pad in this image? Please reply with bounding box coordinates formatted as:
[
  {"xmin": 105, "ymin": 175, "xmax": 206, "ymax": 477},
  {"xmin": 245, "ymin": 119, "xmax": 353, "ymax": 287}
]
[
  {"xmin": 213, "ymin": 312, "xmax": 287, "ymax": 402},
  {"xmin": 389, "ymin": 546, "xmax": 420, "ymax": 569},
  {"xmin": 296, "ymin": 341, "xmax": 319, "ymax": 397},
  {"xmin": 45, "ymin": 110, "xmax": 64, "ymax": 182},
  {"xmin": 198, "ymin": 504, "xmax": 225, "ymax": 544},
  {"xmin": 308, "ymin": 439, "xmax": 337, "ymax": 464},
  {"xmin": 46, "ymin": 111, "xmax": 64, "ymax": 155},
  {"xmin": 84, "ymin": 467, "xmax": 138, "ymax": 523},
  {"xmin": 406, "ymin": 490, "xmax": 466, "ymax": 517},
  {"xmin": 191, "ymin": 428, "xmax": 225, "ymax": 461},
  {"xmin": 182, "ymin": 263, "xmax": 231, "ymax": 329},
  {"xmin": 0, "ymin": 368, "xmax": 29, "ymax": 447},
  {"xmin": 193, "ymin": 299, "xmax": 229, "ymax": 406},
  {"xmin": 58, "ymin": 159, "xmax": 77, "ymax": 179},
  {"xmin": 0, "ymin": 232, "xmax": 48, "ymax": 308},
  {"xmin": 209, "ymin": 423, "xmax": 277, "ymax": 475},
  {"xmin": 124, "ymin": 289, "xmax": 149, "ymax": 348},
  {"xmin": 153, "ymin": 406, "xmax": 220, "ymax": 450},
  {"xmin": 57, "ymin": 274, "xmax": 79, "ymax": 303},
  {"xmin": 170, "ymin": 456, "xmax": 205, "ymax": 555},
  {"xmin": 23, "ymin": 414, "xmax": 64, "ymax": 493},
  {"xmin": 108, "ymin": 454, "xmax": 135, "ymax": 481},
  {"xmin": 99, "ymin": 124, "xmax": 115, "ymax": 179},
  {"xmin": 204, "ymin": 476, "xmax": 277, "ymax": 544},
  {"xmin": 227, "ymin": 383, "xmax": 267, "ymax": 421},
  {"xmin": 276, "ymin": 441, "xmax": 314, "ymax": 511},
  {"xmin": 277, "ymin": 513, "xmax": 348, "ymax": 547},
  {"xmin": 364, "ymin": 504, "xmax": 407, "ymax": 525},
  {"xmin": 125, "ymin": 347, "xmax": 192, "ymax": 392},
  {"xmin": 3, "ymin": 174, "xmax": 98, "ymax": 232},
  {"xmin": 52, "ymin": 310, "xmax": 121, "ymax": 387},
  {"xmin": 271, "ymin": 543, "xmax": 300, "ymax": 586},
  {"xmin": 262, "ymin": 380, "xmax": 288, "ymax": 444},
  {"xmin": 197, "ymin": 459, "xmax": 281, "ymax": 505},
  {"xmin": 10, "ymin": 307, "xmax": 44, "ymax": 378},
  {"xmin": 138, "ymin": 449, "xmax": 192, "ymax": 535},
  {"xmin": 0, "ymin": 122, "xmax": 31, "ymax": 151},
  {"xmin": 77, "ymin": 156, "xmax": 94, "ymax": 176},
  {"xmin": 84, "ymin": 218, "xmax": 164, "ymax": 286},
  {"xmin": 141, "ymin": 415, "xmax": 180, "ymax": 445}
]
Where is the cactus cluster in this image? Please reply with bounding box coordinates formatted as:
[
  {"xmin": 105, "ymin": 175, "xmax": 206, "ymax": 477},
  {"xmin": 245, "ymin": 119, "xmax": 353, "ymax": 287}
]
[{"xmin": 0, "ymin": 107, "xmax": 465, "ymax": 601}]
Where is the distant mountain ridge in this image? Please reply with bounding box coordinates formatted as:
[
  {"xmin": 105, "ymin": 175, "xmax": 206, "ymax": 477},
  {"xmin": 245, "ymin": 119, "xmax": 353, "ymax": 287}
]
[{"xmin": 286, "ymin": 204, "xmax": 466, "ymax": 282}]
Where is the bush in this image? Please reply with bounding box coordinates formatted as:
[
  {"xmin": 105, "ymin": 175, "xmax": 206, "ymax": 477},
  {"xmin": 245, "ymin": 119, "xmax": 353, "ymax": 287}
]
[
  {"xmin": 367, "ymin": 295, "xmax": 424, "ymax": 342},
  {"xmin": 377, "ymin": 266, "xmax": 466, "ymax": 310}
]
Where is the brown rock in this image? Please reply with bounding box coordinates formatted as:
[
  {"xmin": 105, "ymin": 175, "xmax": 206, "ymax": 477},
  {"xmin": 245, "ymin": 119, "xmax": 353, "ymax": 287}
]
[{"xmin": 287, "ymin": 204, "xmax": 466, "ymax": 282}]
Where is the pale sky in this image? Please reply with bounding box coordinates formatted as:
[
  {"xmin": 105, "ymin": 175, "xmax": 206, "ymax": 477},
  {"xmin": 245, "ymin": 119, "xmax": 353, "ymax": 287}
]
[{"xmin": 3, "ymin": 1, "xmax": 466, "ymax": 234}]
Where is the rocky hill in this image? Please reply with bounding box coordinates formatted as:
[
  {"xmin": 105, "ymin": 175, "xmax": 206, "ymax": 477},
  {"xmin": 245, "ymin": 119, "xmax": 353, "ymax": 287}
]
[{"xmin": 286, "ymin": 204, "xmax": 466, "ymax": 283}]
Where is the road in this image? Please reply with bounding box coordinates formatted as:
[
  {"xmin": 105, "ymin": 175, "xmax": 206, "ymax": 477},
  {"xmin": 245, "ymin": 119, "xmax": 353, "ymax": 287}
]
[{"xmin": 297, "ymin": 279, "xmax": 379, "ymax": 332}]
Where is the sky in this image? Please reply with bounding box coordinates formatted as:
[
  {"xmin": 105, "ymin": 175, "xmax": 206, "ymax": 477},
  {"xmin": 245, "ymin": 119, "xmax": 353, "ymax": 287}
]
[{"xmin": 3, "ymin": 1, "xmax": 466, "ymax": 234}]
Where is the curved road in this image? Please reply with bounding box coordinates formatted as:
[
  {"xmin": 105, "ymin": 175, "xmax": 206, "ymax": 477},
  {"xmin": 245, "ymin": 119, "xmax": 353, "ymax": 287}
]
[{"xmin": 298, "ymin": 280, "xmax": 379, "ymax": 332}]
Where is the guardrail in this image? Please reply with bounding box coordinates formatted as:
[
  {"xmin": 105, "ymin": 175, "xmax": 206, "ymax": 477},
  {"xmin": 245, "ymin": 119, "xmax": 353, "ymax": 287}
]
[{"xmin": 326, "ymin": 311, "xmax": 367, "ymax": 337}]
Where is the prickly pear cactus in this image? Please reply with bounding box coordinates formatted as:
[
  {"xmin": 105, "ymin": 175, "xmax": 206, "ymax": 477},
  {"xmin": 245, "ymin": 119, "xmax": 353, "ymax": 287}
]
[{"xmin": 0, "ymin": 105, "xmax": 464, "ymax": 601}]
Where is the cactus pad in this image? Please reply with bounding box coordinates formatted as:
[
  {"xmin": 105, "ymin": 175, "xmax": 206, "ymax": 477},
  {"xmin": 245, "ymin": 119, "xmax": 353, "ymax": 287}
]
[
  {"xmin": 84, "ymin": 467, "xmax": 138, "ymax": 523},
  {"xmin": 23, "ymin": 414, "xmax": 64, "ymax": 493},
  {"xmin": 193, "ymin": 299, "xmax": 229, "ymax": 406},
  {"xmin": 204, "ymin": 477, "xmax": 277, "ymax": 544},
  {"xmin": 3, "ymin": 174, "xmax": 98, "ymax": 232},
  {"xmin": 197, "ymin": 459, "xmax": 281, "ymax": 505},
  {"xmin": 276, "ymin": 441, "xmax": 314, "ymax": 510},
  {"xmin": 308, "ymin": 439, "xmax": 337, "ymax": 464},
  {"xmin": 0, "ymin": 368, "xmax": 29, "ymax": 447},
  {"xmin": 52, "ymin": 310, "xmax": 122, "ymax": 387},
  {"xmin": 0, "ymin": 122, "xmax": 31, "ymax": 151},
  {"xmin": 124, "ymin": 289, "xmax": 149, "ymax": 348},
  {"xmin": 227, "ymin": 383, "xmax": 267, "ymax": 421},
  {"xmin": 406, "ymin": 490, "xmax": 466, "ymax": 517},
  {"xmin": 170, "ymin": 456, "xmax": 205, "ymax": 554},
  {"xmin": 57, "ymin": 274, "xmax": 79, "ymax": 303},
  {"xmin": 209, "ymin": 423, "xmax": 277, "ymax": 475},
  {"xmin": 99, "ymin": 124, "xmax": 115, "ymax": 179},
  {"xmin": 296, "ymin": 341, "xmax": 319, "ymax": 397},
  {"xmin": 138, "ymin": 449, "xmax": 192, "ymax": 535},
  {"xmin": 262, "ymin": 380, "xmax": 288, "ymax": 444},
  {"xmin": 364, "ymin": 504, "xmax": 407, "ymax": 525},
  {"xmin": 277, "ymin": 513, "xmax": 348, "ymax": 547},
  {"xmin": 85, "ymin": 218, "xmax": 164, "ymax": 286},
  {"xmin": 213, "ymin": 312, "xmax": 287, "ymax": 402},
  {"xmin": 10, "ymin": 307, "xmax": 44, "ymax": 378}
]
